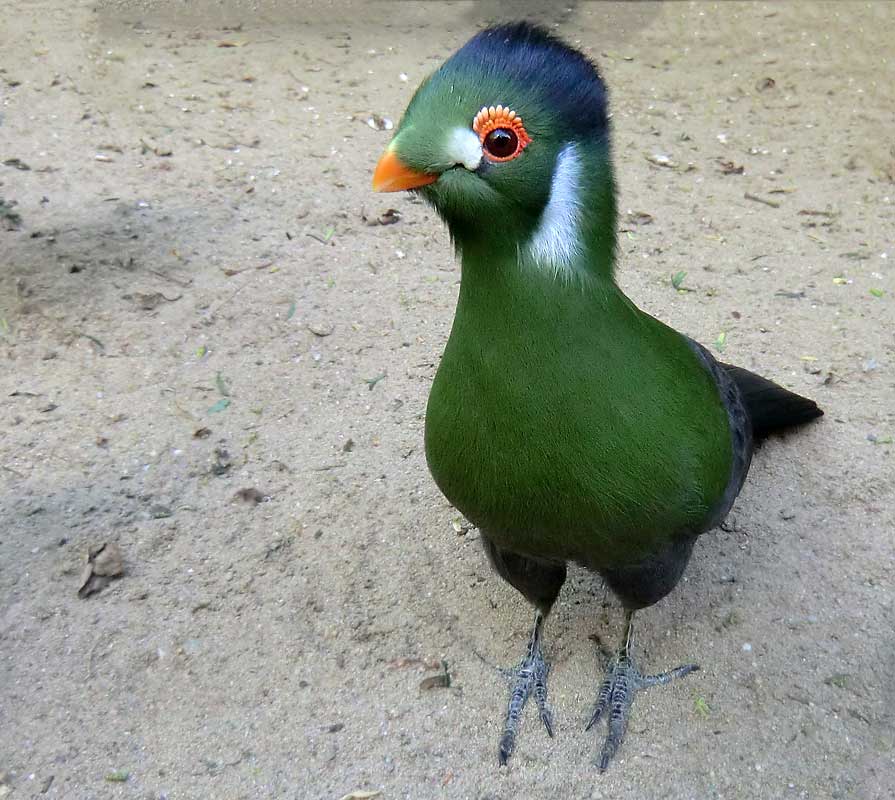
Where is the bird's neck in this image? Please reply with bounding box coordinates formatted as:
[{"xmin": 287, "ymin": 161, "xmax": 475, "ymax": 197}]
[
  {"xmin": 457, "ymin": 141, "xmax": 617, "ymax": 284},
  {"xmin": 455, "ymin": 236, "xmax": 626, "ymax": 336}
]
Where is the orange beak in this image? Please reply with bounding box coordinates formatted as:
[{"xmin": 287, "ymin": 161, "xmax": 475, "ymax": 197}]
[{"xmin": 372, "ymin": 148, "xmax": 438, "ymax": 192}]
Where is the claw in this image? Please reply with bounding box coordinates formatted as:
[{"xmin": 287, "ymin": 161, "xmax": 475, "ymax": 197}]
[
  {"xmin": 584, "ymin": 674, "xmax": 613, "ymax": 730},
  {"xmin": 589, "ymin": 611, "xmax": 698, "ymax": 772},
  {"xmin": 497, "ymin": 612, "xmax": 554, "ymax": 765}
]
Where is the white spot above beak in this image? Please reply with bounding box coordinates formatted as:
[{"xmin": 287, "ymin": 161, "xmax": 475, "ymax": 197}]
[{"xmin": 445, "ymin": 127, "xmax": 482, "ymax": 171}]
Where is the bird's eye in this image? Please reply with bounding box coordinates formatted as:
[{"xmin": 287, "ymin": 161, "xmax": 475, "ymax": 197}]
[
  {"xmin": 472, "ymin": 105, "xmax": 531, "ymax": 162},
  {"xmin": 484, "ymin": 129, "xmax": 518, "ymax": 160}
]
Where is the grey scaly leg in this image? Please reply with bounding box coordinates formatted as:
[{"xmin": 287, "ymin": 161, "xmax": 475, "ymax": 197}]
[
  {"xmin": 498, "ymin": 611, "xmax": 554, "ymax": 765},
  {"xmin": 586, "ymin": 610, "xmax": 698, "ymax": 771}
]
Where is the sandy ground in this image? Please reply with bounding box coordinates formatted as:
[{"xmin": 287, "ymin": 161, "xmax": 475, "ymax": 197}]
[{"xmin": 1, "ymin": 1, "xmax": 894, "ymax": 798}]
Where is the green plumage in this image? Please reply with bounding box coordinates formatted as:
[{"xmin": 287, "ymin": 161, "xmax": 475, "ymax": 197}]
[{"xmin": 425, "ymin": 252, "xmax": 733, "ymax": 567}]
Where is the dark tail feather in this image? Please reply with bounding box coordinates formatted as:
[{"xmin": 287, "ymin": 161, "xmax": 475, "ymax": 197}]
[{"xmin": 723, "ymin": 364, "xmax": 823, "ymax": 439}]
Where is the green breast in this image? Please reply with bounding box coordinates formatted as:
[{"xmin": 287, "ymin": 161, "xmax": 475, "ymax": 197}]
[{"xmin": 424, "ymin": 262, "xmax": 732, "ymax": 567}]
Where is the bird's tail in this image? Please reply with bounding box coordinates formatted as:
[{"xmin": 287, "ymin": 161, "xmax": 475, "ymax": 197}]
[{"xmin": 723, "ymin": 364, "xmax": 823, "ymax": 439}]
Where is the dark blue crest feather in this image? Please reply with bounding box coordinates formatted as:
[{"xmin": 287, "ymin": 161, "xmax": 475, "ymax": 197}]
[{"xmin": 448, "ymin": 22, "xmax": 609, "ymax": 140}]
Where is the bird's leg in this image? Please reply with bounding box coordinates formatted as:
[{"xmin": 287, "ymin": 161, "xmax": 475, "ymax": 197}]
[
  {"xmin": 498, "ymin": 610, "xmax": 554, "ymax": 765},
  {"xmin": 586, "ymin": 610, "xmax": 698, "ymax": 771}
]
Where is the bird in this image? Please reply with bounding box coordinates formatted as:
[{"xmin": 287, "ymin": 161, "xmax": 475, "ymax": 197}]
[{"xmin": 372, "ymin": 22, "xmax": 822, "ymax": 771}]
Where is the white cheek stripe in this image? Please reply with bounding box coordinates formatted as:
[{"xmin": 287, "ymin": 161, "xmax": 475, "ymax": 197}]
[
  {"xmin": 445, "ymin": 127, "xmax": 482, "ymax": 171},
  {"xmin": 526, "ymin": 143, "xmax": 584, "ymax": 276}
]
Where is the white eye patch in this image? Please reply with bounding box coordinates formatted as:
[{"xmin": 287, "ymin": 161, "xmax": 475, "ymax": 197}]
[{"xmin": 445, "ymin": 127, "xmax": 482, "ymax": 171}]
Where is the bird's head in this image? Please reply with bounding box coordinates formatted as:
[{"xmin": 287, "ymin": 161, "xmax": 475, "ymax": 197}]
[{"xmin": 373, "ymin": 23, "xmax": 616, "ymax": 271}]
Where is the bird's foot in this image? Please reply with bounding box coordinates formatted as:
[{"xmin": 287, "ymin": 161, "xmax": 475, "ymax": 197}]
[
  {"xmin": 498, "ymin": 612, "xmax": 554, "ymax": 765},
  {"xmin": 586, "ymin": 612, "xmax": 698, "ymax": 771}
]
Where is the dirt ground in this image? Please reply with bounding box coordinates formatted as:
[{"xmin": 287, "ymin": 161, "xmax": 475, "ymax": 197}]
[{"xmin": 1, "ymin": 1, "xmax": 893, "ymax": 798}]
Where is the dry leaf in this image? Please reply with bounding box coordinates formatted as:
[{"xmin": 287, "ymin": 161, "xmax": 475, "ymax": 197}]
[
  {"xmin": 234, "ymin": 487, "xmax": 266, "ymax": 504},
  {"xmin": 419, "ymin": 673, "xmax": 451, "ymax": 690},
  {"xmin": 337, "ymin": 792, "xmax": 381, "ymax": 800},
  {"xmin": 626, "ymin": 210, "xmax": 654, "ymax": 225},
  {"xmin": 78, "ymin": 542, "xmax": 124, "ymax": 598},
  {"xmin": 364, "ymin": 114, "xmax": 393, "ymax": 131},
  {"xmin": 717, "ymin": 159, "xmax": 745, "ymax": 175},
  {"xmin": 125, "ymin": 291, "xmax": 182, "ymax": 310},
  {"xmin": 363, "ymin": 208, "xmax": 401, "ymax": 226}
]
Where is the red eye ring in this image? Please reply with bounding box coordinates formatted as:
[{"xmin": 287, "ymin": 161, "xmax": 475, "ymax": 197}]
[{"xmin": 472, "ymin": 105, "xmax": 531, "ymax": 162}]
